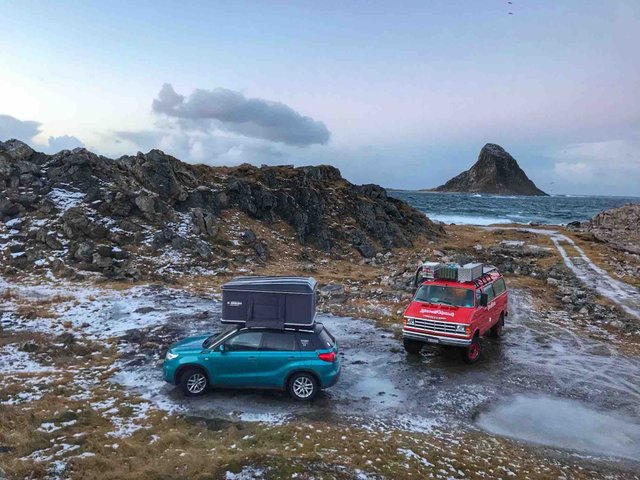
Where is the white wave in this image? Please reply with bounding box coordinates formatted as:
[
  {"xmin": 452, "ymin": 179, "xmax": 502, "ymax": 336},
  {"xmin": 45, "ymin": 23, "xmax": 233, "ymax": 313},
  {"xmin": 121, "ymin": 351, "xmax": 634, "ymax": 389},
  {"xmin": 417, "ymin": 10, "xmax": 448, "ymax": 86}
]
[{"xmin": 426, "ymin": 213, "xmax": 513, "ymax": 226}]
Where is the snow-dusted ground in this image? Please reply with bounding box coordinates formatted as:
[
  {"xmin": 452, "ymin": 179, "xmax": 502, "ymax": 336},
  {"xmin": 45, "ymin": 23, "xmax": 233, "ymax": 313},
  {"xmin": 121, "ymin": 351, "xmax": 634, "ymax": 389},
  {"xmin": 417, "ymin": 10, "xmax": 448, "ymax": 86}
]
[
  {"xmin": 2, "ymin": 277, "xmax": 640, "ymax": 466},
  {"xmin": 487, "ymin": 227, "xmax": 640, "ymax": 319},
  {"xmin": 0, "ymin": 344, "xmax": 55, "ymax": 374}
]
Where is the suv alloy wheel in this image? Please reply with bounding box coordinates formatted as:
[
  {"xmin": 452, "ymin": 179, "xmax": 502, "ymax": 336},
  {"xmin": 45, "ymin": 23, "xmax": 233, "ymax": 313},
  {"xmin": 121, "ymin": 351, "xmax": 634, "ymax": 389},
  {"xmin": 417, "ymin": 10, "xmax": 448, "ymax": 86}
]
[
  {"xmin": 288, "ymin": 372, "xmax": 319, "ymax": 401},
  {"xmin": 180, "ymin": 367, "xmax": 209, "ymax": 396}
]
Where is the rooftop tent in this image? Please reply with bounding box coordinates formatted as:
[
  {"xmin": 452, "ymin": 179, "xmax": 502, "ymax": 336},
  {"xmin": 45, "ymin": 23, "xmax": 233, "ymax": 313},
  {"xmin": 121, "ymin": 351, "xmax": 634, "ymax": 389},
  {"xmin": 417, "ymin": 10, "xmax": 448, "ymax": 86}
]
[{"xmin": 221, "ymin": 276, "xmax": 317, "ymax": 329}]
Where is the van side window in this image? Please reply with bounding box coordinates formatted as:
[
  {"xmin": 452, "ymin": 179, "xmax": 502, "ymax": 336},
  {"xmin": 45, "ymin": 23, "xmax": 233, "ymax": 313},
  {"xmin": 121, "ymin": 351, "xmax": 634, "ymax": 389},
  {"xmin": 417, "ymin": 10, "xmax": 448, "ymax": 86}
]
[
  {"xmin": 493, "ymin": 278, "xmax": 506, "ymax": 296},
  {"xmin": 476, "ymin": 289, "xmax": 482, "ymax": 305},
  {"xmin": 484, "ymin": 284, "xmax": 495, "ymax": 301}
]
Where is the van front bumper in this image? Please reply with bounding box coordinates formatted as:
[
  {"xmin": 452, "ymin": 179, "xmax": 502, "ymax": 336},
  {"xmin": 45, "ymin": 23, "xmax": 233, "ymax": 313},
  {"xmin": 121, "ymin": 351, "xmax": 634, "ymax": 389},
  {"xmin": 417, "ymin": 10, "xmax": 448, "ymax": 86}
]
[{"xmin": 403, "ymin": 329, "xmax": 472, "ymax": 347}]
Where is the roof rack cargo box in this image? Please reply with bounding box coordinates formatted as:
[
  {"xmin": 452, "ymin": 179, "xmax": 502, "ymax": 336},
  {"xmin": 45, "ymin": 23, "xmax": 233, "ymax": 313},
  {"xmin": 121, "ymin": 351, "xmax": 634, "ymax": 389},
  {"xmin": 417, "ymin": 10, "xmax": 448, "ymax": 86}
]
[
  {"xmin": 221, "ymin": 276, "xmax": 317, "ymax": 329},
  {"xmin": 458, "ymin": 263, "xmax": 483, "ymax": 282}
]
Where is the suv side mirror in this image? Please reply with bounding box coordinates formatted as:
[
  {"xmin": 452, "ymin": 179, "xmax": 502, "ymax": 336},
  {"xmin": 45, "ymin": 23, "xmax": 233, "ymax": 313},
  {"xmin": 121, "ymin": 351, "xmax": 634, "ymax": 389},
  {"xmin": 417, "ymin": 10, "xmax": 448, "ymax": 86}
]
[{"xmin": 479, "ymin": 293, "xmax": 488, "ymax": 307}]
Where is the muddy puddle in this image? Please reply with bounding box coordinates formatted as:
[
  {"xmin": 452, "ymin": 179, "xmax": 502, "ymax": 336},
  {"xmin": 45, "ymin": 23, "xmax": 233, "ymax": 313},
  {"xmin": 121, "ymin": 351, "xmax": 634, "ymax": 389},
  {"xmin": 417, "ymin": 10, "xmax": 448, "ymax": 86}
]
[{"xmin": 477, "ymin": 394, "xmax": 640, "ymax": 461}]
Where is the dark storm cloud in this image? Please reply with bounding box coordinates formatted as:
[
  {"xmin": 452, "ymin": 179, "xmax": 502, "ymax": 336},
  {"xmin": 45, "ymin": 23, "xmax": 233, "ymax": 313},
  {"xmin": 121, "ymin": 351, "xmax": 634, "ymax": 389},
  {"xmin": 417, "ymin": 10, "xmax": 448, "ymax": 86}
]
[{"xmin": 152, "ymin": 83, "xmax": 330, "ymax": 146}]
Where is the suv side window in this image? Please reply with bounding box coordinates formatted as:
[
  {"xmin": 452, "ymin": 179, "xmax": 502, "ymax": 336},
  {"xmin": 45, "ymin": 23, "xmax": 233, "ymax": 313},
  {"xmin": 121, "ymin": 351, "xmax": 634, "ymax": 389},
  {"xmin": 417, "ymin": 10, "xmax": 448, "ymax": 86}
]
[
  {"xmin": 261, "ymin": 332, "xmax": 297, "ymax": 352},
  {"xmin": 484, "ymin": 284, "xmax": 495, "ymax": 301},
  {"xmin": 225, "ymin": 331, "xmax": 263, "ymax": 351},
  {"xmin": 296, "ymin": 332, "xmax": 317, "ymax": 351},
  {"xmin": 493, "ymin": 278, "xmax": 506, "ymax": 296}
]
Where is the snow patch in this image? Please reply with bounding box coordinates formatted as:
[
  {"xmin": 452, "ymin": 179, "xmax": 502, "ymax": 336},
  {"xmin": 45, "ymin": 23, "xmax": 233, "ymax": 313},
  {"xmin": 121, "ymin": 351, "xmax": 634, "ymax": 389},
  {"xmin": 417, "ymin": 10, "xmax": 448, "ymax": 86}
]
[
  {"xmin": 0, "ymin": 344, "xmax": 55, "ymax": 374},
  {"xmin": 48, "ymin": 188, "xmax": 85, "ymax": 213},
  {"xmin": 397, "ymin": 448, "xmax": 435, "ymax": 467},
  {"xmin": 225, "ymin": 467, "xmax": 266, "ymax": 479}
]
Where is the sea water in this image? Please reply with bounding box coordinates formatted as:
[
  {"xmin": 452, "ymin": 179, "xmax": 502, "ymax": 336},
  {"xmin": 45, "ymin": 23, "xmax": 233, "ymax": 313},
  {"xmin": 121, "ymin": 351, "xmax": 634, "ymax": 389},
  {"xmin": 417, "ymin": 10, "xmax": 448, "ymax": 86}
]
[{"xmin": 389, "ymin": 191, "xmax": 639, "ymax": 226}]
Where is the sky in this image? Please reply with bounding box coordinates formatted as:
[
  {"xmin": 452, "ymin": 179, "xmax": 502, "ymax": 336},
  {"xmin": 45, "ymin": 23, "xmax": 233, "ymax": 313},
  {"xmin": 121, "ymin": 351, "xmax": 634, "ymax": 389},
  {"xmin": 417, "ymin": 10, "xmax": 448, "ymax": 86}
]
[{"xmin": 1, "ymin": 0, "xmax": 639, "ymax": 196}]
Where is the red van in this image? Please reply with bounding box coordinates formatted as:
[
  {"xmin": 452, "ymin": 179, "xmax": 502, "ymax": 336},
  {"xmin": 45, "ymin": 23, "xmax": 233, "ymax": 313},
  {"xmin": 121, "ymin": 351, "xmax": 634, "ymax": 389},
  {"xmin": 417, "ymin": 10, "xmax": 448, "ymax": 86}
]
[{"xmin": 402, "ymin": 267, "xmax": 508, "ymax": 363}]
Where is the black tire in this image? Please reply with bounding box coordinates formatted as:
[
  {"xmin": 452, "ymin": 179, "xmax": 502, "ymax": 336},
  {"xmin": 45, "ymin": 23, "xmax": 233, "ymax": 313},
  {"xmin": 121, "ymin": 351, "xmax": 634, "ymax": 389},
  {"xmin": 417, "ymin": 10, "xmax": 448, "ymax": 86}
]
[
  {"xmin": 461, "ymin": 336, "xmax": 481, "ymax": 364},
  {"xmin": 179, "ymin": 367, "xmax": 209, "ymax": 397},
  {"xmin": 489, "ymin": 314, "xmax": 505, "ymax": 339},
  {"xmin": 403, "ymin": 338, "xmax": 423, "ymax": 354},
  {"xmin": 288, "ymin": 372, "xmax": 319, "ymax": 401}
]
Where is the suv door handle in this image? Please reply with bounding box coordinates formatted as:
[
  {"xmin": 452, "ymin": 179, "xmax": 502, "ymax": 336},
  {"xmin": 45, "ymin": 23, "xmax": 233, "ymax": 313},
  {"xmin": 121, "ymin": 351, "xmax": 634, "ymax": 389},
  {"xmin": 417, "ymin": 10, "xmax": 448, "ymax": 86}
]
[
  {"xmin": 248, "ymin": 356, "xmax": 257, "ymax": 360},
  {"xmin": 288, "ymin": 356, "xmax": 296, "ymax": 360}
]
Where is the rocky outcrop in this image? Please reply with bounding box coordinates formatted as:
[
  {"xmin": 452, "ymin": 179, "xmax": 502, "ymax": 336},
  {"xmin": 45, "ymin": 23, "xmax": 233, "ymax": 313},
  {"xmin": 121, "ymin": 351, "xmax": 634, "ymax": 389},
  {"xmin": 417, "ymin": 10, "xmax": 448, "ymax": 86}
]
[
  {"xmin": 570, "ymin": 203, "xmax": 640, "ymax": 254},
  {"xmin": 0, "ymin": 139, "xmax": 444, "ymax": 280},
  {"xmin": 432, "ymin": 143, "xmax": 547, "ymax": 196}
]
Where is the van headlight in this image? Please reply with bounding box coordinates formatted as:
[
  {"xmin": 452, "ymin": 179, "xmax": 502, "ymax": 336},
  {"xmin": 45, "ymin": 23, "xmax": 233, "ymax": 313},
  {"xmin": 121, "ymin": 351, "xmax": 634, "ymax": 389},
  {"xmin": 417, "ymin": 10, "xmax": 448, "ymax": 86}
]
[
  {"xmin": 166, "ymin": 351, "xmax": 179, "ymax": 360},
  {"xmin": 455, "ymin": 325, "xmax": 467, "ymax": 333},
  {"xmin": 405, "ymin": 318, "xmax": 415, "ymax": 325}
]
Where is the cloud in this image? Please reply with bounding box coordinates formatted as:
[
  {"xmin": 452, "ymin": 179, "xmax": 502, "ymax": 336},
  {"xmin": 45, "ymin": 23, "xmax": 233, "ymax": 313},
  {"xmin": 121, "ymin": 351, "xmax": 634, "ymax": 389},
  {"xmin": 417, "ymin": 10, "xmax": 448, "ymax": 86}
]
[
  {"xmin": 0, "ymin": 113, "xmax": 84, "ymax": 153},
  {"xmin": 115, "ymin": 130, "xmax": 165, "ymax": 153},
  {"xmin": 0, "ymin": 114, "xmax": 42, "ymax": 143},
  {"xmin": 550, "ymin": 139, "xmax": 640, "ymax": 193},
  {"xmin": 152, "ymin": 83, "xmax": 330, "ymax": 146},
  {"xmin": 115, "ymin": 128, "xmax": 286, "ymax": 165},
  {"xmin": 46, "ymin": 135, "xmax": 85, "ymax": 152}
]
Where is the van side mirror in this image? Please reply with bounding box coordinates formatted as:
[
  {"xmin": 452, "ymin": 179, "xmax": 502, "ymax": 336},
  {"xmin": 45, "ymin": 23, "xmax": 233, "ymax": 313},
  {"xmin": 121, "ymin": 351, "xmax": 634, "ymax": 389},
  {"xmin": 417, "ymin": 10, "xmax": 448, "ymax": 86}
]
[{"xmin": 479, "ymin": 293, "xmax": 488, "ymax": 307}]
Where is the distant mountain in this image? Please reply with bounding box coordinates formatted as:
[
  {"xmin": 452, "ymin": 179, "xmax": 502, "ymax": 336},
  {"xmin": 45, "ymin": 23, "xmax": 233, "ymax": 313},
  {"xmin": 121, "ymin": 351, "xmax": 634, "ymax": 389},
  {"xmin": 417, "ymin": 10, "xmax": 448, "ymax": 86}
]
[{"xmin": 431, "ymin": 143, "xmax": 547, "ymax": 196}]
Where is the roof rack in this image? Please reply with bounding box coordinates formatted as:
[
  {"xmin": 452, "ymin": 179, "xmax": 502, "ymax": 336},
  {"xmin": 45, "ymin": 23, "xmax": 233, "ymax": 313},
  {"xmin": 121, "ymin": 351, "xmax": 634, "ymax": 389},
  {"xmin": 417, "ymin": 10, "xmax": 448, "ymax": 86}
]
[{"xmin": 473, "ymin": 271, "xmax": 498, "ymax": 288}]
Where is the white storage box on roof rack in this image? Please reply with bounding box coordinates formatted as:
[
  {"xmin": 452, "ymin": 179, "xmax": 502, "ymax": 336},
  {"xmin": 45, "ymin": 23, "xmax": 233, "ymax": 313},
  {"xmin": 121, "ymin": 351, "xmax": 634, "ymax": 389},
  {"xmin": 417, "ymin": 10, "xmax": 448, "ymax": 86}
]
[
  {"xmin": 458, "ymin": 263, "xmax": 484, "ymax": 282},
  {"xmin": 420, "ymin": 261, "xmax": 443, "ymax": 279},
  {"xmin": 221, "ymin": 276, "xmax": 317, "ymax": 329}
]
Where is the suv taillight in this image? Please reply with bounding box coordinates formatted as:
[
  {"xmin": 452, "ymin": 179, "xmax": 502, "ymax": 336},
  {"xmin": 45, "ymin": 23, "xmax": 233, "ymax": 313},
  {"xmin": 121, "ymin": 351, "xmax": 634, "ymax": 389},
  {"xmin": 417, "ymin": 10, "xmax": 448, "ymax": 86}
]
[{"xmin": 318, "ymin": 351, "xmax": 336, "ymax": 363}]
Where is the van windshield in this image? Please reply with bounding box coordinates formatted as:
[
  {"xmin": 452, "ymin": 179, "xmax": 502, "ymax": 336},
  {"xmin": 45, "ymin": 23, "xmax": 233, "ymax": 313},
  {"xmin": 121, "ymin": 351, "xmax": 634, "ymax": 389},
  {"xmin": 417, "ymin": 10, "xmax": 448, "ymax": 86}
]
[{"xmin": 414, "ymin": 285, "xmax": 475, "ymax": 308}]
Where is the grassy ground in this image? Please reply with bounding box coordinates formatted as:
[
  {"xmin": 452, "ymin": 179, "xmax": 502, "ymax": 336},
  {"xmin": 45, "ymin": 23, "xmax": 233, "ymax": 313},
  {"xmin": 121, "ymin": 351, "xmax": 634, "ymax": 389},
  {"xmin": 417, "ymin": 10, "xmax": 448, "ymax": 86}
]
[
  {"xmin": 1, "ymin": 331, "xmax": 632, "ymax": 480},
  {"xmin": 1, "ymin": 225, "xmax": 639, "ymax": 479}
]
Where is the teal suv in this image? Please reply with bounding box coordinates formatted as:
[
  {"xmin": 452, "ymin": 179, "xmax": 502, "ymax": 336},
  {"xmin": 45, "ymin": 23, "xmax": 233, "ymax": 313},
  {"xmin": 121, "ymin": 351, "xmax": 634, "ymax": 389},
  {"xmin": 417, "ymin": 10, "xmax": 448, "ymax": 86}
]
[{"xmin": 163, "ymin": 323, "xmax": 341, "ymax": 401}]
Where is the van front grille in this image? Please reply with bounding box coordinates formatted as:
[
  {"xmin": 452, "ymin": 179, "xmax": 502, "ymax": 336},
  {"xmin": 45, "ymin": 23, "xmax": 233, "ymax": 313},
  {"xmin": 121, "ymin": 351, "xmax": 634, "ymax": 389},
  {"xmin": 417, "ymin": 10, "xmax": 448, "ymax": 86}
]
[{"xmin": 406, "ymin": 317, "xmax": 460, "ymax": 334}]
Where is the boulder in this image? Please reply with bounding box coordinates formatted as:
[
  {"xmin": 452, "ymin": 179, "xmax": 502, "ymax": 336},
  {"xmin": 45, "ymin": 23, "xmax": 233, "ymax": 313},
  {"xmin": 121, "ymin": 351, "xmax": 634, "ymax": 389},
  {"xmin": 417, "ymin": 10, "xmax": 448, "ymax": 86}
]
[
  {"xmin": 191, "ymin": 208, "xmax": 219, "ymax": 238},
  {"xmin": 577, "ymin": 204, "xmax": 640, "ymax": 254}
]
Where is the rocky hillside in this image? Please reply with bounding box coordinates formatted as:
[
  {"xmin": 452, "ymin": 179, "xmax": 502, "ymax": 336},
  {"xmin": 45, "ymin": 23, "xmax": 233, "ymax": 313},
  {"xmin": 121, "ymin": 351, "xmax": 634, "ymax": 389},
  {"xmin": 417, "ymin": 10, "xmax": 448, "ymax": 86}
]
[
  {"xmin": 432, "ymin": 143, "xmax": 547, "ymax": 196},
  {"xmin": 0, "ymin": 139, "xmax": 443, "ymax": 281},
  {"xmin": 570, "ymin": 203, "xmax": 640, "ymax": 254}
]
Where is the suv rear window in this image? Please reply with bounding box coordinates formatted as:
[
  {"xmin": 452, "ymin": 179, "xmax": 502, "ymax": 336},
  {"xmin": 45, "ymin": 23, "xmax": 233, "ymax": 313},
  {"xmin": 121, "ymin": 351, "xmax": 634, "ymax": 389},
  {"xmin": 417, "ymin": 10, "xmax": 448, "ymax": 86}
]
[
  {"xmin": 261, "ymin": 332, "xmax": 297, "ymax": 352},
  {"xmin": 317, "ymin": 328, "xmax": 335, "ymax": 350}
]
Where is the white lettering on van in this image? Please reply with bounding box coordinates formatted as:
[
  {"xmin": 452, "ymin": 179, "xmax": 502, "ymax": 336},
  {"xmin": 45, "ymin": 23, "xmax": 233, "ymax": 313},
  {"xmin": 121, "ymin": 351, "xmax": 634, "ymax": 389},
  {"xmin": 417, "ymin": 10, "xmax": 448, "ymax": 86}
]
[
  {"xmin": 227, "ymin": 301, "xmax": 243, "ymax": 307},
  {"xmin": 420, "ymin": 308, "xmax": 455, "ymax": 317}
]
